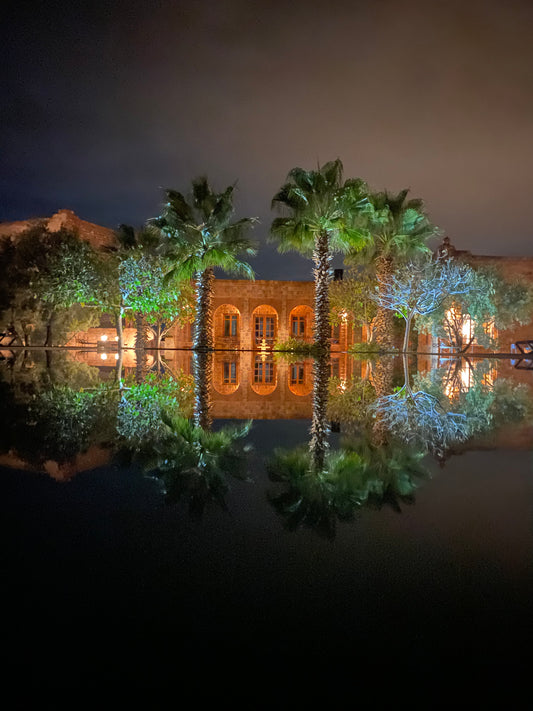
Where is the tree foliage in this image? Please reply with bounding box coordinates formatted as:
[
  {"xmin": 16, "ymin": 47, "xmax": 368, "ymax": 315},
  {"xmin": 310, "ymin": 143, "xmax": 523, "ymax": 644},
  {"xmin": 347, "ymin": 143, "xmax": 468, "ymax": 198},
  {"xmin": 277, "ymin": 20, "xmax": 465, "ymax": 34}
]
[
  {"xmin": 418, "ymin": 263, "xmax": 533, "ymax": 352},
  {"xmin": 271, "ymin": 159, "xmax": 370, "ymax": 349},
  {"xmin": 150, "ymin": 177, "xmax": 257, "ymax": 350},
  {"xmin": 371, "ymin": 256, "xmax": 482, "ymax": 351}
]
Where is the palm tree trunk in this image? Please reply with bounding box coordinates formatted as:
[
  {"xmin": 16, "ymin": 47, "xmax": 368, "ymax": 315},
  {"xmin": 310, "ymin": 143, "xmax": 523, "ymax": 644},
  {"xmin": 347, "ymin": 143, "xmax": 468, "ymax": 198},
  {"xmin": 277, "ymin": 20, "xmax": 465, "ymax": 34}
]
[
  {"xmin": 194, "ymin": 268, "xmax": 215, "ymax": 351},
  {"xmin": 374, "ymin": 255, "xmax": 395, "ymax": 351},
  {"xmin": 313, "ymin": 231, "xmax": 332, "ymax": 350}
]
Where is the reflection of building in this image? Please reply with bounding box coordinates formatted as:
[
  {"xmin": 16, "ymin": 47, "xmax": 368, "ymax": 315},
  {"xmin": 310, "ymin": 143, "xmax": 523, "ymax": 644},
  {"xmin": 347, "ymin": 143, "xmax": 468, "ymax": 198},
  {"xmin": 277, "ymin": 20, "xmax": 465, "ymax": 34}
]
[{"xmin": 69, "ymin": 350, "xmax": 358, "ymax": 419}]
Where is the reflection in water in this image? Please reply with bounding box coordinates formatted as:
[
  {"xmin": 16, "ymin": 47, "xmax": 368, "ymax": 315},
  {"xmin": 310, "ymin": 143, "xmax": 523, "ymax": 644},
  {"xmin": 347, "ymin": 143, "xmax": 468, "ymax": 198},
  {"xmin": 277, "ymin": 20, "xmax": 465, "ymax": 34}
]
[
  {"xmin": 1, "ymin": 348, "xmax": 532, "ymax": 521},
  {"xmin": 266, "ymin": 352, "xmax": 430, "ymax": 538},
  {"xmin": 369, "ymin": 354, "xmax": 533, "ymax": 459},
  {"xmin": 128, "ymin": 414, "xmax": 252, "ymax": 517},
  {"xmin": 117, "ymin": 351, "xmax": 253, "ymax": 516}
]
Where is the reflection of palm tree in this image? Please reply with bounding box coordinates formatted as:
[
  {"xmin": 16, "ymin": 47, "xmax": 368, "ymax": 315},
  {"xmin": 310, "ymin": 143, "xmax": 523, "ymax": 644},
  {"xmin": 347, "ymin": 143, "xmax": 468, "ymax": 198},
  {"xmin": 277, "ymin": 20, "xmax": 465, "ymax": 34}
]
[
  {"xmin": 369, "ymin": 354, "xmax": 398, "ymax": 447},
  {"xmin": 309, "ymin": 352, "xmax": 330, "ymax": 472},
  {"xmin": 267, "ymin": 439, "xmax": 428, "ymax": 539},
  {"xmin": 144, "ymin": 415, "xmax": 252, "ymax": 517},
  {"xmin": 120, "ymin": 353, "xmax": 253, "ymax": 517},
  {"xmin": 266, "ymin": 353, "xmax": 428, "ymax": 537},
  {"xmin": 193, "ymin": 350, "xmax": 213, "ymax": 430}
]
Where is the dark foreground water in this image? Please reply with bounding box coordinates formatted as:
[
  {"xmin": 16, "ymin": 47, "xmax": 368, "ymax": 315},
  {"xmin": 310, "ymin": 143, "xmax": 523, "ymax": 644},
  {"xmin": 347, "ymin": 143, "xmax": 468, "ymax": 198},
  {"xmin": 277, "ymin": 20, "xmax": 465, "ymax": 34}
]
[{"xmin": 2, "ymin": 350, "xmax": 533, "ymax": 692}]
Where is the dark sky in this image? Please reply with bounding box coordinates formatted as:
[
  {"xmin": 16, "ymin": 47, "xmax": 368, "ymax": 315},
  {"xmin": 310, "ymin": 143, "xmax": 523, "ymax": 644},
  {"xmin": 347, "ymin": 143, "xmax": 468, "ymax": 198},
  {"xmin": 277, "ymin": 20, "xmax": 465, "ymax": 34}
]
[{"xmin": 2, "ymin": 0, "xmax": 533, "ymax": 280}]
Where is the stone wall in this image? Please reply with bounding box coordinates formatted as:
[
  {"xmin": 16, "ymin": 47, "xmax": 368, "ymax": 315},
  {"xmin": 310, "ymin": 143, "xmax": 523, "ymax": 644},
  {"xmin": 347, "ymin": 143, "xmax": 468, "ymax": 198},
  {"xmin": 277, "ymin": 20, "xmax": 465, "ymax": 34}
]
[{"xmin": 0, "ymin": 209, "xmax": 117, "ymax": 250}]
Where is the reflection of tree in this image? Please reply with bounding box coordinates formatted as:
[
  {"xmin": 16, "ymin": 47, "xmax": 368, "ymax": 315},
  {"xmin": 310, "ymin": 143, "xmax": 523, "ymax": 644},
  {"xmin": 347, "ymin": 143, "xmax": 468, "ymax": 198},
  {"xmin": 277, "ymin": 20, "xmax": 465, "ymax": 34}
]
[
  {"xmin": 370, "ymin": 355, "xmax": 533, "ymax": 458},
  {"xmin": 116, "ymin": 371, "xmax": 194, "ymax": 445},
  {"xmin": 193, "ymin": 351, "xmax": 212, "ymax": 430},
  {"xmin": 309, "ymin": 353, "xmax": 330, "ymax": 472},
  {"xmin": 118, "ymin": 354, "xmax": 253, "ymax": 517},
  {"xmin": 267, "ymin": 441, "xmax": 428, "ymax": 539},
  {"xmin": 266, "ymin": 353, "xmax": 429, "ymax": 538},
  {"xmin": 137, "ymin": 416, "xmax": 252, "ymax": 517},
  {"xmin": 327, "ymin": 373, "xmax": 376, "ymax": 431},
  {"xmin": 0, "ymin": 351, "xmax": 116, "ymax": 470}
]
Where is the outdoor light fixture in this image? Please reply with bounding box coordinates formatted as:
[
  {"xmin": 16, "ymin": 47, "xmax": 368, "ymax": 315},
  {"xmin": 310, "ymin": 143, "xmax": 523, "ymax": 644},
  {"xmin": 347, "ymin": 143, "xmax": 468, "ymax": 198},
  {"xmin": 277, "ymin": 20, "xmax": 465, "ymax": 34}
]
[
  {"xmin": 100, "ymin": 334, "xmax": 108, "ymax": 342},
  {"xmin": 100, "ymin": 353, "xmax": 107, "ymax": 360}
]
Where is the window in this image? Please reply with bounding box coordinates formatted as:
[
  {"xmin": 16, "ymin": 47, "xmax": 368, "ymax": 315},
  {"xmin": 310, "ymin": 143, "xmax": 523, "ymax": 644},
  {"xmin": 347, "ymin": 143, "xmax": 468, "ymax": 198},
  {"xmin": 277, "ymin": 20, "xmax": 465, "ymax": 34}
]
[
  {"xmin": 291, "ymin": 316, "xmax": 305, "ymax": 338},
  {"xmin": 254, "ymin": 358, "xmax": 274, "ymax": 383},
  {"xmin": 290, "ymin": 363, "xmax": 304, "ymax": 385},
  {"xmin": 223, "ymin": 361, "xmax": 237, "ymax": 384},
  {"xmin": 330, "ymin": 358, "xmax": 340, "ymax": 379},
  {"xmin": 331, "ymin": 323, "xmax": 340, "ymax": 343},
  {"xmin": 255, "ymin": 316, "xmax": 275, "ymax": 342},
  {"xmin": 224, "ymin": 314, "xmax": 238, "ymax": 337}
]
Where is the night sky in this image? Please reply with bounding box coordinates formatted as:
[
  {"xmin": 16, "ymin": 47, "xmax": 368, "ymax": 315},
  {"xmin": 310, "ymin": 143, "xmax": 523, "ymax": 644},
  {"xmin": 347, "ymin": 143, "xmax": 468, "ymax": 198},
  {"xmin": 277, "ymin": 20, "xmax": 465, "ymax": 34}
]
[{"xmin": 2, "ymin": 0, "xmax": 533, "ymax": 280}]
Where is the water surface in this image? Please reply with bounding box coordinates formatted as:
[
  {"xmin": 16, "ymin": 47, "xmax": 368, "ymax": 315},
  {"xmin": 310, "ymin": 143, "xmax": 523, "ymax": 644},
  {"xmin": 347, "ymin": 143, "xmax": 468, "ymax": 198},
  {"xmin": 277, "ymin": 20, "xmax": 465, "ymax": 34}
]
[{"xmin": 2, "ymin": 348, "xmax": 533, "ymax": 689}]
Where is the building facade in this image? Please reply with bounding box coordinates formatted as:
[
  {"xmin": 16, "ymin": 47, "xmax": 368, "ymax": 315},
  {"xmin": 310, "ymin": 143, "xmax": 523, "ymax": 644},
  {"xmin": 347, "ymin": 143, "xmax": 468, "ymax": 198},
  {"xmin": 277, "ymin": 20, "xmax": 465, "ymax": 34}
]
[{"xmin": 2, "ymin": 210, "xmax": 533, "ymax": 355}]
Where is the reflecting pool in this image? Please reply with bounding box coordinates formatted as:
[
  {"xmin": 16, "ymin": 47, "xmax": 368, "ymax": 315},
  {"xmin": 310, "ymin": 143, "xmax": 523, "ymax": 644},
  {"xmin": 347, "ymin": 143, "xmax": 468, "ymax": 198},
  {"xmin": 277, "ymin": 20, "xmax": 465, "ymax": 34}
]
[{"xmin": 2, "ymin": 348, "xmax": 533, "ymax": 689}]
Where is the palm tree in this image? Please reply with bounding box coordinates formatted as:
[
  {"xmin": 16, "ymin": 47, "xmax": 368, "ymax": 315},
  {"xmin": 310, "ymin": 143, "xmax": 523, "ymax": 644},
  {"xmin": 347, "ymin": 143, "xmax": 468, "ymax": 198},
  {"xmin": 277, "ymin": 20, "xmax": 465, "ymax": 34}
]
[
  {"xmin": 350, "ymin": 188, "xmax": 440, "ymax": 351},
  {"xmin": 150, "ymin": 177, "xmax": 257, "ymax": 351},
  {"xmin": 270, "ymin": 159, "xmax": 369, "ymax": 350}
]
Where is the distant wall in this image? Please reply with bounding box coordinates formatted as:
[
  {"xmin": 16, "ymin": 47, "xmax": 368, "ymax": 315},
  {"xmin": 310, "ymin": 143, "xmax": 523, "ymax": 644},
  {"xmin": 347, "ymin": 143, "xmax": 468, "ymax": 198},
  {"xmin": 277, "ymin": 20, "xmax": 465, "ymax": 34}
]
[{"xmin": 0, "ymin": 208, "xmax": 117, "ymax": 250}]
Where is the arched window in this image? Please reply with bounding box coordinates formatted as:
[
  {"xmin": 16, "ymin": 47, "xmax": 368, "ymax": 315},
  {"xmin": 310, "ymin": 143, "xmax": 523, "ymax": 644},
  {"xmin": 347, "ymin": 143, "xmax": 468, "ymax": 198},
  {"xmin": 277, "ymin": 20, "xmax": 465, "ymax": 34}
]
[
  {"xmin": 251, "ymin": 305, "xmax": 278, "ymax": 349},
  {"xmin": 289, "ymin": 305, "xmax": 314, "ymax": 342}
]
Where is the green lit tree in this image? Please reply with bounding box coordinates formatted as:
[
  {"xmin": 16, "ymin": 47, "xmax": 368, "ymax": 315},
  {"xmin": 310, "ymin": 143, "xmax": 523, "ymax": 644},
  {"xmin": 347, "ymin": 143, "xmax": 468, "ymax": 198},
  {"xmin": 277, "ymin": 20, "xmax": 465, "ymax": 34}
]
[
  {"xmin": 270, "ymin": 159, "xmax": 370, "ymax": 350},
  {"xmin": 149, "ymin": 177, "xmax": 257, "ymax": 351},
  {"xmin": 348, "ymin": 188, "xmax": 440, "ymax": 351},
  {"xmin": 0, "ymin": 226, "xmax": 102, "ymax": 347},
  {"xmin": 329, "ymin": 268, "xmax": 378, "ymax": 343}
]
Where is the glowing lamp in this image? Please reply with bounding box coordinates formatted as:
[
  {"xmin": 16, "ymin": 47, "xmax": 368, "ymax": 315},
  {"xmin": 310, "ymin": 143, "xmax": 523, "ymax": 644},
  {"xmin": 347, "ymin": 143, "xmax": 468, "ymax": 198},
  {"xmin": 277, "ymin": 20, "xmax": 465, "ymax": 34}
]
[{"xmin": 100, "ymin": 334, "xmax": 108, "ymax": 342}]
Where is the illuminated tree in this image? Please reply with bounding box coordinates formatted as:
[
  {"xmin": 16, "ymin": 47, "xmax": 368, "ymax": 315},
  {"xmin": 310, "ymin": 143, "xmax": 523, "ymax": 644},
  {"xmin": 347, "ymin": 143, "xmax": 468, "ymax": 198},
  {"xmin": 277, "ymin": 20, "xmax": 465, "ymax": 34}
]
[
  {"xmin": 271, "ymin": 159, "xmax": 370, "ymax": 350},
  {"xmin": 329, "ymin": 269, "xmax": 378, "ymax": 342},
  {"xmin": 370, "ymin": 256, "xmax": 481, "ymax": 352},
  {"xmin": 0, "ymin": 226, "xmax": 101, "ymax": 346},
  {"xmin": 150, "ymin": 177, "xmax": 257, "ymax": 351},
  {"xmin": 347, "ymin": 189, "xmax": 440, "ymax": 350},
  {"xmin": 418, "ymin": 264, "xmax": 533, "ymax": 353}
]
